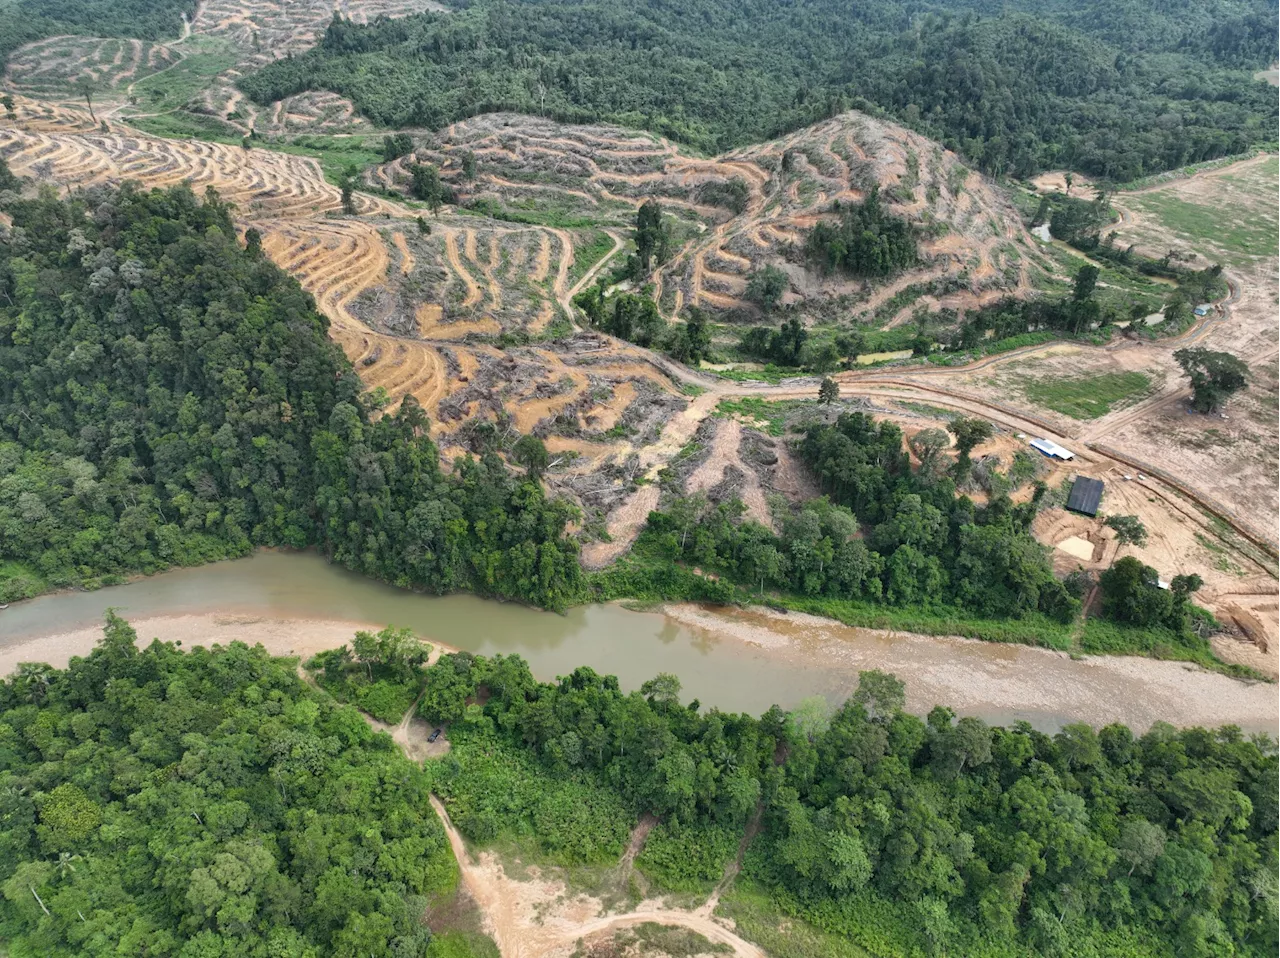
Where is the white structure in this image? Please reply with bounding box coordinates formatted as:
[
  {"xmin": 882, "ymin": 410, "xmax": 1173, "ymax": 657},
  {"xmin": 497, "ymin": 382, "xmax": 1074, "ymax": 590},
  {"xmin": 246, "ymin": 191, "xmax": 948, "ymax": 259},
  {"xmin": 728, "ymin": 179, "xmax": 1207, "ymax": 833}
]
[{"xmin": 1029, "ymin": 437, "xmax": 1075, "ymax": 460}]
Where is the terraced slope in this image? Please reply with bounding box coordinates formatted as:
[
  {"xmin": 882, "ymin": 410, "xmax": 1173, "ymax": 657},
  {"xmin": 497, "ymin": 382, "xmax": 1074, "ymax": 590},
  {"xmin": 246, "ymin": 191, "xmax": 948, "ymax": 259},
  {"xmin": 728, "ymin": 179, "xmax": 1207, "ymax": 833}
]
[
  {"xmin": 385, "ymin": 112, "xmax": 1038, "ymax": 326},
  {"xmin": 0, "ymin": 96, "xmax": 689, "ymax": 503}
]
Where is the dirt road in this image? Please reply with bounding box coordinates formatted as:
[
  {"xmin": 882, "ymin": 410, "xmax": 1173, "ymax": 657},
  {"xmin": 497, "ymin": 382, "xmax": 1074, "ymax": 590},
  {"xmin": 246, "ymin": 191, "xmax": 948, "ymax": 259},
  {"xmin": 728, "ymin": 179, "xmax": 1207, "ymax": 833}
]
[{"xmin": 429, "ymin": 796, "xmax": 767, "ymax": 958}]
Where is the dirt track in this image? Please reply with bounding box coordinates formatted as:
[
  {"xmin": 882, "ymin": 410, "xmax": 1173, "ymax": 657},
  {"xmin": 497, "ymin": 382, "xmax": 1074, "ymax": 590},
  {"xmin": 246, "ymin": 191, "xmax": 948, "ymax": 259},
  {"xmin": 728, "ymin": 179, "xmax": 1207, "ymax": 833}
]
[{"xmin": 429, "ymin": 796, "xmax": 767, "ymax": 958}]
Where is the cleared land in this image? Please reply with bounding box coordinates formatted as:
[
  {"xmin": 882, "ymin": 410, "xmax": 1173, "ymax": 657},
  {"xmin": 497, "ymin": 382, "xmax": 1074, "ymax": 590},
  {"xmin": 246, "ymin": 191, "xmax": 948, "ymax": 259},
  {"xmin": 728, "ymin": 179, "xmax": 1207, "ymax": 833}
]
[{"xmin": 2, "ymin": 93, "xmax": 1274, "ymax": 677}]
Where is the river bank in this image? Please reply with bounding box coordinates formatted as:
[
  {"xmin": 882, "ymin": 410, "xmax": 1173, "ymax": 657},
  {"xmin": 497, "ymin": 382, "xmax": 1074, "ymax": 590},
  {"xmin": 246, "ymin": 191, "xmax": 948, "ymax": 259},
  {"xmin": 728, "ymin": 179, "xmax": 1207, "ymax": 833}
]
[
  {"xmin": 2, "ymin": 550, "xmax": 1275, "ymax": 735},
  {"xmin": 0, "ymin": 613, "xmax": 407, "ymax": 676},
  {"xmin": 662, "ymin": 603, "xmax": 1278, "ymax": 735}
]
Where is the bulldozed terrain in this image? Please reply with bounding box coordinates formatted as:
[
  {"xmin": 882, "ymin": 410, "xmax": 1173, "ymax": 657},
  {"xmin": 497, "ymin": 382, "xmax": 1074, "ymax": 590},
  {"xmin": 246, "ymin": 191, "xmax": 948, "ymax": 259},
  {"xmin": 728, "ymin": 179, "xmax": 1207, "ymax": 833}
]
[
  {"xmin": 384, "ymin": 110, "xmax": 1035, "ymax": 330},
  {"xmin": 2, "ymin": 82, "xmax": 1276, "ymax": 676}
]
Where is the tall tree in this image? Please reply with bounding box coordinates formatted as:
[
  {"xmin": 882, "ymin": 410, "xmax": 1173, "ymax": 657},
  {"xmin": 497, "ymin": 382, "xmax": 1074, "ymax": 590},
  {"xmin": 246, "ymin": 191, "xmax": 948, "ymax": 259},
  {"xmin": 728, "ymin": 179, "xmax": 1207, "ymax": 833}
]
[{"xmin": 1174, "ymin": 348, "xmax": 1249, "ymax": 412}]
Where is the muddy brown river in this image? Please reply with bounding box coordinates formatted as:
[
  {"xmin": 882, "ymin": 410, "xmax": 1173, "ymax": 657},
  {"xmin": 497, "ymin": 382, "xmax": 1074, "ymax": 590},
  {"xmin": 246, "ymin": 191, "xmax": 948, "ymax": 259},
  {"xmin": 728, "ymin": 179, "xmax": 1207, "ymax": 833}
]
[{"xmin": 2, "ymin": 551, "xmax": 1274, "ymax": 735}]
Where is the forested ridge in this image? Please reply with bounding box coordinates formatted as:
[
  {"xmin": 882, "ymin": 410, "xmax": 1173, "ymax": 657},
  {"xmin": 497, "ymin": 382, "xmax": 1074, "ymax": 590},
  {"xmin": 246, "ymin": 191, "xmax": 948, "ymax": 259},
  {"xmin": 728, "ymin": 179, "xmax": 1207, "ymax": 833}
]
[
  {"xmin": 0, "ymin": 614, "xmax": 462, "ymax": 957},
  {"xmin": 237, "ymin": 0, "xmax": 1278, "ymax": 178},
  {"xmin": 420, "ymin": 650, "xmax": 1279, "ymax": 957},
  {"xmin": 0, "ymin": 182, "xmax": 581, "ymax": 608}
]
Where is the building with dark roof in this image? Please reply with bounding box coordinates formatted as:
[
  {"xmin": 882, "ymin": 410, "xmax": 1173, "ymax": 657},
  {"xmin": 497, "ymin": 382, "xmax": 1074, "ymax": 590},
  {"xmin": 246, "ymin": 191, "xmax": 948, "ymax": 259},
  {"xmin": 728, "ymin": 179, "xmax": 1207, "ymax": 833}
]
[{"xmin": 1066, "ymin": 476, "xmax": 1104, "ymax": 517}]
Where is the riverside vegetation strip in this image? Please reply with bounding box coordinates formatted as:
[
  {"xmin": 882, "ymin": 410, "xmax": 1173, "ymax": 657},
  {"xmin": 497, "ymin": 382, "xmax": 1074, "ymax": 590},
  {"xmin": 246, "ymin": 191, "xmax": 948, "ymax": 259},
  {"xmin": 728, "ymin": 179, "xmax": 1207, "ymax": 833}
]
[{"xmin": 2, "ymin": 614, "xmax": 1275, "ymax": 957}]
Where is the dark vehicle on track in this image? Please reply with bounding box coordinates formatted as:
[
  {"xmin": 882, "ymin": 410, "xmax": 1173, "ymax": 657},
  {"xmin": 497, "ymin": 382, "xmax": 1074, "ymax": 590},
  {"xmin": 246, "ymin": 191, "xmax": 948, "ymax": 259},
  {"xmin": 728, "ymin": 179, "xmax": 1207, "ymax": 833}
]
[{"xmin": 428, "ymin": 728, "xmax": 443, "ymax": 743}]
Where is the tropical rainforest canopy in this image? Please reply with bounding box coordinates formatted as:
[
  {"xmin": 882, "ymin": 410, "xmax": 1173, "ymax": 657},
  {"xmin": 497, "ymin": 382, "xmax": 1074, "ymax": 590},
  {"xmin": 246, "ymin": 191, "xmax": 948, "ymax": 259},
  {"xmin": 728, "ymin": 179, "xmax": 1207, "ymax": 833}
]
[
  {"xmin": 0, "ymin": 0, "xmax": 195, "ymax": 62},
  {"xmin": 0, "ymin": 614, "xmax": 459, "ymax": 957},
  {"xmin": 238, "ymin": 0, "xmax": 1279, "ymax": 178},
  {"xmin": 422, "ymin": 650, "xmax": 1279, "ymax": 958}
]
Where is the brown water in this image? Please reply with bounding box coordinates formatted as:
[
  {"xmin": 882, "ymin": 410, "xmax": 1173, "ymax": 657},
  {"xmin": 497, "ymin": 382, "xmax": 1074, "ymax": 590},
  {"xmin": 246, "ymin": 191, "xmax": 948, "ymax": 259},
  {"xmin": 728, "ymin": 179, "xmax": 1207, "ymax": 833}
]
[{"xmin": 3, "ymin": 551, "xmax": 1275, "ymax": 734}]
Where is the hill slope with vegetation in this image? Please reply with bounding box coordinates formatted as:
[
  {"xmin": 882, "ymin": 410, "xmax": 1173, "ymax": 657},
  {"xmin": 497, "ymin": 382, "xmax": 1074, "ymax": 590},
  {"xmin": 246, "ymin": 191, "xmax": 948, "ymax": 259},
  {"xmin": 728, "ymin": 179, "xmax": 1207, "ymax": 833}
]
[
  {"xmin": 0, "ymin": 0, "xmax": 194, "ymax": 63},
  {"xmin": 0, "ymin": 181, "xmax": 581, "ymax": 608},
  {"xmin": 238, "ymin": 0, "xmax": 1278, "ymax": 178}
]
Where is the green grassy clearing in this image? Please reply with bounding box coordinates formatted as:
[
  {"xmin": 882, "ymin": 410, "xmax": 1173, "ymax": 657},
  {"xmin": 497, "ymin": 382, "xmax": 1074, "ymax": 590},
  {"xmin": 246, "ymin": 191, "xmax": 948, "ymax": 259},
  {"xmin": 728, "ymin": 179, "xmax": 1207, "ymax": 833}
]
[
  {"xmin": 126, "ymin": 36, "xmax": 235, "ymax": 114},
  {"xmin": 265, "ymin": 133, "xmax": 385, "ymax": 185},
  {"xmin": 714, "ymin": 397, "xmax": 806, "ymax": 436},
  {"xmin": 566, "ymin": 228, "xmax": 619, "ymax": 286},
  {"xmin": 717, "ymin": 883, "xmax": 874, "ymax": 958},
  {"xmin": 1126, "ymin": 156, "xmax": 1279, "ymax": 266},
  {"xmin": 1022, "ymin": 370, "xmax": 1153, "ymax": 419}
]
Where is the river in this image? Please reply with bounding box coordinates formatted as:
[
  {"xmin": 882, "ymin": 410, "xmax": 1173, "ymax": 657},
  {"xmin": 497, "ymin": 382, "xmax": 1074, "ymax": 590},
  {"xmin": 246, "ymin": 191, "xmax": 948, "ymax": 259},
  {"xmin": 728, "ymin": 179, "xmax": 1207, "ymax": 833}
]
[{"xmin": 2, "ymin": 551, "xmax": 1275, "ymax": 735}]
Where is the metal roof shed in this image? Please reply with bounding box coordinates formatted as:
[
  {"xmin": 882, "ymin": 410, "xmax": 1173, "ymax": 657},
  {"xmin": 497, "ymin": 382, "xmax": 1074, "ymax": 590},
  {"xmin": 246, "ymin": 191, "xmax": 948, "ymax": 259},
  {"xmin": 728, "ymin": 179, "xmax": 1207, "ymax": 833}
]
[
  {"xmin": 1066, "ymin": 476, "xmax": 1104, "ymax": 517},
  {"xmin": 1029, "ymin": 437, "xmax": 1074, "ymax": 460}
]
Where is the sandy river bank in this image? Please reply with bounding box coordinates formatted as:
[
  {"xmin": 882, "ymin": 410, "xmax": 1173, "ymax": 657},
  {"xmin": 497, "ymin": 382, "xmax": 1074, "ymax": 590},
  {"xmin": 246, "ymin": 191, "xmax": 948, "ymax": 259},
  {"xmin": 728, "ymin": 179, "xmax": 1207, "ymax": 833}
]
[{"xmin": 662, "ymin": 603, "xmax": 1279, "ymax": 734}]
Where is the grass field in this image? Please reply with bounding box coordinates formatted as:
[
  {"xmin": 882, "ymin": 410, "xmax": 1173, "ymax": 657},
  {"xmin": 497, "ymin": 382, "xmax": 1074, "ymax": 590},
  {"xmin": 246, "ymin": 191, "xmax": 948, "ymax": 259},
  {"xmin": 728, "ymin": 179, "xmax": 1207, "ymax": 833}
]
[
  {"xmin": 566, "ymin": 228, "xmax": 619, "ymax": 286},
  {"xmin": 1126, "ymin": 156, "xmax": 1279, "ymax": 267},
  {"xmin": 127, "ymin": 37, "xmax": 235, "ymax": 114},
  {"xmin": 1022, "ymin": 370, "xmax": 1153, "ymax": 419}
]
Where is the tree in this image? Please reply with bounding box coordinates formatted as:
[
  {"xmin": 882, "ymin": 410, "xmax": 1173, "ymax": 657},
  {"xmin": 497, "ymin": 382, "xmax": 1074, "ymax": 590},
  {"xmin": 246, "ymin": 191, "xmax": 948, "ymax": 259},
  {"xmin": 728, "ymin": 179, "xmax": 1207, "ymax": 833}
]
[
  {"xmin": 1099, "ymin": 556, "xmax": 1174, "ymax": 627},
  {"xmin": 513, "ymin": 434, "xmax": 549, "ymax": 478},
  {"xmin": 634, "ymin": 200, "xmax": 669, "ymax": 277},
  {"xmin": 1, "ymin": 94, "xmax": 14, "ymax": 118},
  {"xmin": 852, "ymin": 670, "xmax": 905, "ymax": 723},
  {"xmin": 1072, "ymin": 263, "xmax": 1099, "ymax": 302},
  {"xmin": 1105, "ymin": 514, "xmax": 1148, "ymax": 546},
  {"xmin": 73, "ymin": 77, "xmax": 96, "ymax": 122},
  {"xmin": 818, "ymin": 377, "xmax": 839, "ymax": 406},
  {"xmin": 917, "ymin": 896, "xmax": 955, "ymax": 956},
  {"xmin": 381, "ymin": 132, "xmax": 413, "ymax": 162},
  {"xmin": 351, "ymin": 630, "xmax": 381, "ymax": 681},
  {"xmin": 461, "ymin": 150, "xmax": 477, "ymax": 180},
  {"xmin": 773, "ymin": 317, "xmax": 808, "ymax": 365},
  {"xmin": 1174, "ymin": 348, "xmax": 1249, "ymax": 412},
  {"xmin": 746, "ymin": 265, "xmax": 788, "ymax": 312},
  {"xmin": 409, "ymin": 163, "xmax": 445, "ymax": 214},
  {"xmin": 1117, "ymin": 819, "xmax": 1165, "ymax": 877},
  {"xmin": 948, "ymin": 416, "xmax": 992, "ymax": 480},
  {"xmin": 416, "ymin": 215, "xmax": 431, "ymax": 235},
  {"xmin": 244, "ymin": 227, "xmax": 263, "ymax": 258},
  {"xmin": 0, "ymin": 155, "xmax": 20, "ymax": 195},
  {"xmin": 804, "ymin": 341, "xmax": 841, "ymax": 373},
  {"xmin": 338, "ymin": 164, "xmax": 358, "ymax": 215},
  {"xmin": 1063, "ymin": 172, "xmax": 1075, "ymax": 195},
  {"xmin": 909, "ymin": 428, "xmax": 950, "ymax": 472},
  {"xmin": 789, "ymin": 695, "xmax": 833, "ymax": 741},
  {"xmin": 667, "ymin": 307, "xmax": 712, "ymax": 365},
  {"xmin": 949, "ymin": 417, "xmax": 993, "ymax": 458},
  {"xmin": 640, "ymin": 672, "xmax": 682, "ymax": 707}
]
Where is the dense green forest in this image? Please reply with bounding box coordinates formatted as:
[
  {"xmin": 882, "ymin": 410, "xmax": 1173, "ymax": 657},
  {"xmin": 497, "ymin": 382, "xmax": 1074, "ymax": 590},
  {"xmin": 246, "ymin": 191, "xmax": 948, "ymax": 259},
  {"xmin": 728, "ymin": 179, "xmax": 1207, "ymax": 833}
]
[
  {"xmin": 0, "ymin": 182, "xmax": 581, "ymax": 608},
  {"xmin": 237, "ymin": 0, "xmax": 1278, "ymax": 178},
  {"xmin": 805, "ymin": 188, "xmax": 919, "ymax": 277},
  {"xmin": 421, "ymin": 650, "xmax": 1279, "ymax": 957},
  {"xmin": 0, "ymin": 614, "xmax": 462, "ymax": 957},
  {"xmin": 0, "ymin": 0, "xmax": 194, "ymax": 63}
]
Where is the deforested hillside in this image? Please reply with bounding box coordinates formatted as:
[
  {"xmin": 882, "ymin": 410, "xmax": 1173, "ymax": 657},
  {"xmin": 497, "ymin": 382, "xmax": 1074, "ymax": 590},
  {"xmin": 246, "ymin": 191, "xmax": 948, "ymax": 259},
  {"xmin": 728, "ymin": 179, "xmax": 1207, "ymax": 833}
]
[
  {"xmin": 378, "ymin": 110, "xmax": 1032, "ymax": 326},
  {"xmin": 0, "ymin": 175, "xmax": 584, "ymax": 608}
]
